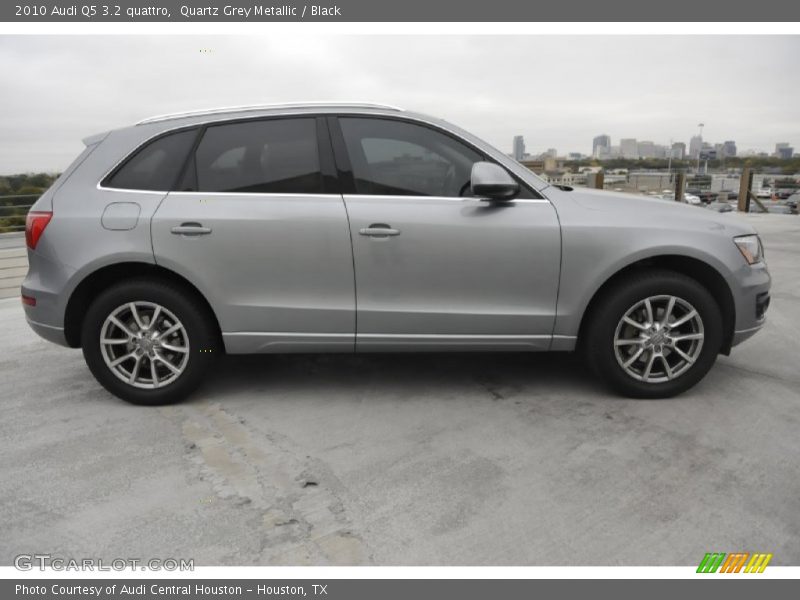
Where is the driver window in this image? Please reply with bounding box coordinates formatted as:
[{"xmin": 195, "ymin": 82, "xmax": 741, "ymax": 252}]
[{"xmin": 339, "ymin": 118, "xmax": 482, "ymax": 197}]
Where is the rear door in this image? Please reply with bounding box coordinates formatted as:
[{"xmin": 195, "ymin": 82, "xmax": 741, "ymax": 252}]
[
  {"xmin": 151, "ymin": 116, "xmax": 355, "ymax": 353},
  {"xmin": 331, "ymin": 116, "xmax": 561, "ymax": 351}
]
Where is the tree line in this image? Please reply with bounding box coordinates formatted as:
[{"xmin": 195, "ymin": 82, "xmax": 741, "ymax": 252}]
[{"xmin": 0, "ymin": 173, "xmax": 60, "ymax": 233}]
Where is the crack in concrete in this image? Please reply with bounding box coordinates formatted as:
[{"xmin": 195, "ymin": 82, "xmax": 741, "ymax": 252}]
[{"xmin": 161, "ymin": 402, "xmax": 373, "ymax": 565}]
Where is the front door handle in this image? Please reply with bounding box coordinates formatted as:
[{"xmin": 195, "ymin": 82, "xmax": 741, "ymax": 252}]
[
  {"xmin": 359, "ymin": 224, "xmax": 401, "ymax": 237},
  {"xmin": 171, "ymin": 223, "xmax": 212, "ymax": 236}
]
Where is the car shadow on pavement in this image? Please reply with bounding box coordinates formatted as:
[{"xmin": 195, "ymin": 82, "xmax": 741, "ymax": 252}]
[{"xmin": 195, "ymin": 350, "xmax": 606, "ymax": 404}]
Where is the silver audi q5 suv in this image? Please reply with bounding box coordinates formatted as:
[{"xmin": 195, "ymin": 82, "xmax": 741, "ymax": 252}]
[{"xmin": 22, "ymin": 103, "xmax": 771, "ymax": 404}]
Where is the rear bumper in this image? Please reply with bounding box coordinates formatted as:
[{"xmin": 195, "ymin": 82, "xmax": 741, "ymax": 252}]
[
  {"xmin": 21, "ymin": 247, "xmax": 75, "ymax": 346},
  {"xmin": 25, "ymin": 316, "xmax": 69, "ymax": 347}
]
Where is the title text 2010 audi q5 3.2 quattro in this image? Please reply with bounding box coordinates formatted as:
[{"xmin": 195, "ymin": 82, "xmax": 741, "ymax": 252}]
[{"xmin": 22, "ymin": 103, "xmax": 771, "ymax": 404}]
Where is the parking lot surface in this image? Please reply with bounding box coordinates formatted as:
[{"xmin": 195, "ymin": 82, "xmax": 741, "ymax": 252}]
[{"xmin": 1, "ymin": 214, "xmax": 798, "ymax": 566}]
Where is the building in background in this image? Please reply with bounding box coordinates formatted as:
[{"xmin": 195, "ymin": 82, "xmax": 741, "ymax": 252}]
[
  {"xmin": 722, "ymin": 140, "xmax": 737, "ymax": 158},
  {"xmin": 628, "ymin": 172, "xmax": 674, "ymax": 193},
  {"xmin": 512, "ymin": 135, "xmax": 526, "ymax": 161},
  {"xmin": 592, "ymin": 134, "xmax": 611, "ymax": 158},
  {"xmin": 621, "ymin": 138, "xmax": 638, "ymax": 159},
  {"xmin": 637, "ymin": 140, "xmax": 656, "ymax": 159},
  {"xmin": 699, "ymin": 143, "xmax": 717, "ymax": 161},
  {"xmin": 671, "ymin": 142, "xmax": 686, "ymax": 159},
  {"xmin": 689, "ymin": 135, "xmax": 703, "ymax": 159},
  {"xmin": 545, "ymin": 148, "xmax": 558, "ymax": 159},
  {"xmin": 775, "ymin": 143, "xmax": 795, "ymax": 159}
]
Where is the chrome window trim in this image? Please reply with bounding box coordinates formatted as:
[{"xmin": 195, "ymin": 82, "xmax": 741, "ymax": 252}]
[
  {"xmin": 97, "ymin": 110, "xmax": 552, "ymax": 201},
  {"xmin": 342, "ymin": 194, "xmax": 550, "ymax": 204},
  {"xmin": 94, "ymin": 187, "xmax": 550, "ymax": 204},
  {"xmin": 166, "ymin": 191, "xmax": 342, "ymax": 199}
]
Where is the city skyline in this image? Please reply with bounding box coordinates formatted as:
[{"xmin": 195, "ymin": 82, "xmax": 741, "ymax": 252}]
[
  {"xmin": 1, "ymin": 35, "xmax": 798, "ymax": 172},
  {"xmin": 512, "ymin": 132, "xmax": 793, "ymax": 161}
]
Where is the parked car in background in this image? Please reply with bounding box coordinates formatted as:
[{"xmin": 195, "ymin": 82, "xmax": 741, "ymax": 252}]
[
  {"xmin": 683, "ymin": 193, "xmax": 702, "ymax": 205},
  {"xmin": 706, "ymin": 202, "xmax": 734, "ymax": 213},
  {"xmin": 766, "ymin": 205, "xmax": 793, "ymax": 214},
  {"xmin": 21, "ymin": 103, "xmax": 772, "ymax": 404}
]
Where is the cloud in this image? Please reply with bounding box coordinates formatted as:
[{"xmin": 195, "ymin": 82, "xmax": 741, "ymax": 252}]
[{"xmin": 0, "ymin": 34, "xmax": 797, "ymax": 172}]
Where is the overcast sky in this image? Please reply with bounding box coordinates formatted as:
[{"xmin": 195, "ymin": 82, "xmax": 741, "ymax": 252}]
[{"xmin": 1, "ymin": 35, "xmax": 798, "ymax": 173}]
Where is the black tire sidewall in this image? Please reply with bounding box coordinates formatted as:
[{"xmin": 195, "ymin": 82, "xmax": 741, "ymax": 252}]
[
  {"xmin": 81, "ymin": 279, "xmax": 218, "ymax": 405},
  {"xmin": 586, "ymin": 271, "xmax": 723, "ymax": 398}
]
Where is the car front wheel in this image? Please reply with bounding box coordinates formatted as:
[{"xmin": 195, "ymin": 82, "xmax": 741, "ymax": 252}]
[
  {"xmin": 81, "ymin": 279, "xmax": 219, "ymax": 405},
  {"xmin": 584, "ymin": 270, "xmax": 723, "ymax": 398}
]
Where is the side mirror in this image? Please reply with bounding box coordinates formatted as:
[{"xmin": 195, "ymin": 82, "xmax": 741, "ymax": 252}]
[{"xmin": 470, "ymin": 162, "xmax": 519, "ymax": 201}]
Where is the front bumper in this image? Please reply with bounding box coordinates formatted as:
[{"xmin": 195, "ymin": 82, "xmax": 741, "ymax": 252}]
[{"xmin": 730, "ymin": 262, "xmax": 770, "ymax": 349}]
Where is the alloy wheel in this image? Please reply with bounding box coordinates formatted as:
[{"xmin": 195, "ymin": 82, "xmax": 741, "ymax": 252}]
[
  {"xmin": 99, "ymin": 301, "xmax": 190, "ymax": 389},
  {"xmin": 612, "ymin": 295, "xmax": 704, "ymax": 384}
]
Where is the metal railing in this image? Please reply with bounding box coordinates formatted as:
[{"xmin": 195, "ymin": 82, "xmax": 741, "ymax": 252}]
[{"xmin": 0, "ymin": 194, "xmax": 39, "ymax": 233}]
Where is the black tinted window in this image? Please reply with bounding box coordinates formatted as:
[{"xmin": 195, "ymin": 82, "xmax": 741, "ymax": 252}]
[
  {"xmin": 339, "ymin": 118, "xmax": 482, "ymax": 197},
  {"xmin": 106, "ymin": 129, "xmax": 196, "ymax": 191},
  {"xmin": 194, "ymin": 119, "xmax": 323, "ymax": 194}
]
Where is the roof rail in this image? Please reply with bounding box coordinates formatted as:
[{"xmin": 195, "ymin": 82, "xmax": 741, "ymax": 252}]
[{"xmin": 136, "ymin": 102, "xmax": 404, "ymax": 125}]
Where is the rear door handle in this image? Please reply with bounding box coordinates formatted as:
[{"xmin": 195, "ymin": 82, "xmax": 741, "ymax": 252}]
[
  {"xmin": 359, "ymin": 224, "xmax": 401, "ymax": 237},
  {"xmin": 171, "ymin": 223, "xmax": 212, "ymax": 236}
]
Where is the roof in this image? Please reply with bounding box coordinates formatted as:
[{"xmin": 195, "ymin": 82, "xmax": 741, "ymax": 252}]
[{"xmin": 136, "ymin": 102, "xmax": 404, "ymax": 126}]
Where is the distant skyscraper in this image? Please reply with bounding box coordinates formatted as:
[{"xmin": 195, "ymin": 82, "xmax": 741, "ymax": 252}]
[
  {"xmin": 620, "ymin": 138, "xmax": 638, "ymax": 159},
  {"xmin": 546, "ymin": 148, "xmax": 558, "ymax": 159},
  {"xmin": 592, "ymin": 134, "xmax": 611, "ymax": 158},
  {"xmin": 512, "ymin": 135, "xmax": 526, "ymax": 161},
  {"xmin": 699, "ymin": 143, "xmax": 716, "ymax": 160},
  {"xmin": 637, "ymin": 141, "xmax": 656, "ymax": 159},
  {"xmin": 775, "ymin": 143, "xmax": 794, "ymax": 159},
  {"xmin": 689, "ymin": 135, "xmax": 703, "ymax": 159},
  {"xmin": 722, "ymin": 140, "xmax": 737, "ymax": 158},
  {"xmin": 671, "ymin": 142, "xmax": 686, "ymax": 159}
]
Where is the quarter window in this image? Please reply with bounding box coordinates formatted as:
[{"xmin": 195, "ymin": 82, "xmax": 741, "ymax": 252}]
[
  {"xmin": 193, "ymin": 118, "xmax": 323, "ymax": 194},
  {"xmin": 105, "ymin": 129, "xmax": 197, "ymax": 191}
]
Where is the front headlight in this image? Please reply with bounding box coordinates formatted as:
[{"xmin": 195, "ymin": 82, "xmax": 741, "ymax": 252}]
[{"xmin": 734, "ymin": 234, "xmax": 765, "ymax": 265}]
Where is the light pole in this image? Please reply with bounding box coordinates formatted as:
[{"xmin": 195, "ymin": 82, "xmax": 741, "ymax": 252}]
[{"xmin": 667, "ymin": 138, "xmax": 673, "ymax": 183}]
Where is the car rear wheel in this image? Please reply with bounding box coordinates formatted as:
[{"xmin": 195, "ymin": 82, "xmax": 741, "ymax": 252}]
[
  {"xmin": 82, "ymin": 279, "xmax": 219, "ymax": 405},
  {"xmin": 584, "ymin": 270, "xmax": 723, "ymax": 398}
]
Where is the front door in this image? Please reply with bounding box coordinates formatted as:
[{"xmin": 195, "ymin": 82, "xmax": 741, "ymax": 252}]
[{"xmin": 332, "ymin": 116, "xmax": 561, "ymax": 351}]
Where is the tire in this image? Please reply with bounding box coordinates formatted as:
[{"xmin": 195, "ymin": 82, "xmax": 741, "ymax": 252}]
[
  {"xmin": 583, "ymin": 269, "xmax": 723, "ymax": 399},
  {"xmin": 81, "ymin": 278, "xmax": 219, "ymax": 405}
]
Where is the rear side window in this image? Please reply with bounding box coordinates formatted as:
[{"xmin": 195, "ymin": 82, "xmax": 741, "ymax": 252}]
[
  {"xmin": 105, "ymin": 129, "xmax": 197, "ymax": 191},
  {"xmin": 192, "ymin": 118, "xmax": 323, "ymax": 194}
]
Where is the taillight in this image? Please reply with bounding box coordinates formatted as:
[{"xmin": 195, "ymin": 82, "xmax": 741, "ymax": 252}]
[{"xmin": 25, "ymin": 211, "xmax": 52, "ymax": 250}]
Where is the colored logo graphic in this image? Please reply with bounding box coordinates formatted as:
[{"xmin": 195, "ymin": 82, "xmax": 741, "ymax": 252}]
[{"xmin": 697, "ymin": 552, "xmax": 773, "ymax": 573}]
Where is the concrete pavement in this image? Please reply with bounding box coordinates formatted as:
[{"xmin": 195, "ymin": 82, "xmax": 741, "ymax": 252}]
[{"xmin": 0, "ymin": 214, "xmax": 798, "ymax": 566}]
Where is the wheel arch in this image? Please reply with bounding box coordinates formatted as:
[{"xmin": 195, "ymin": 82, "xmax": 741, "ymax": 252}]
[
  {"xmin": 63, "ymin": 262, "xmax": 222, "ymax": 348},
  {"xmin": 576, "ymin": 254, "xmax": 736, "ymax": 355}
]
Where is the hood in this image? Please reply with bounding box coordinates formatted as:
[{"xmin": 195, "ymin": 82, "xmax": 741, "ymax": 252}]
[{"xmin": 554, "ymin": 186, "xmax": 757, "ymax": 236}]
